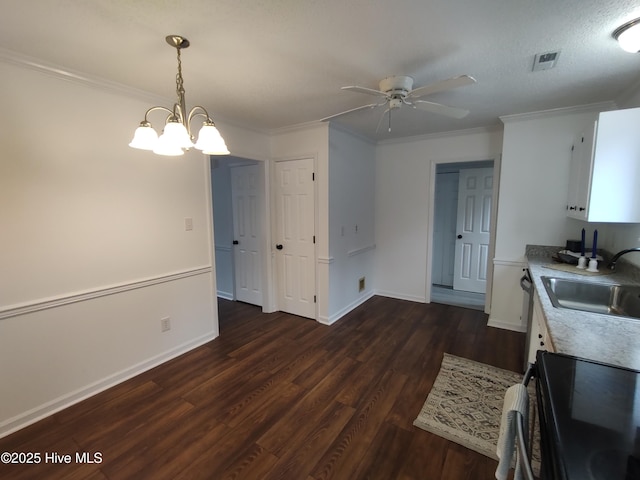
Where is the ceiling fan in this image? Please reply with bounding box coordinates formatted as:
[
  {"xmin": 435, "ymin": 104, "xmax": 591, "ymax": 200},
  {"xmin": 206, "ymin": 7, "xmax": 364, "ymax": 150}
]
[{"xmin": 321, "ymin": 74, "xmax": 476, "ymax": 132}]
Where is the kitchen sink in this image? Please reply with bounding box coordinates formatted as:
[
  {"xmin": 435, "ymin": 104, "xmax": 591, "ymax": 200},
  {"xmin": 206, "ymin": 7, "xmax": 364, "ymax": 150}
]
[{"xmin": 541, "ymin": 276, "xmax": 640, "ymax": 319}]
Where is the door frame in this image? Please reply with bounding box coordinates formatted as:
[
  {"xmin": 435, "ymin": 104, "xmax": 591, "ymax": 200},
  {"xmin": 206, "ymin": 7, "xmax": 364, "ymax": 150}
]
[{"xmin": 425, "ymin": 155, "xmax": 501, "ymax": 313}]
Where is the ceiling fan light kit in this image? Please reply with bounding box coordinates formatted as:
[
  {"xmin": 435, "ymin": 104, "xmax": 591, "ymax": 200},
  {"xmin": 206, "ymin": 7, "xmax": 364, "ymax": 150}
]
[
  {"xmin": 129, "ymin": 35, "xmax": 230, "ymax": 156},
  {"xmin": 613, "ymin": 18, "xmax": 640, "ymax": 53},
  {"xmin": 321, "ymin": 74, "xmax": 476, "ymax": 133}
]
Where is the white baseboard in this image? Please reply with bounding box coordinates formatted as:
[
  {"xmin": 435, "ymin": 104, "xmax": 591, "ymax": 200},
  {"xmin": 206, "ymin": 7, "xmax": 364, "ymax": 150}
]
[
  {"xmin": 217, "ymin": 291, "xmax": 234, "ymax": 301},
  {"xmin": 487, "ymin": 317, "xmax": 526, "ymax": 332},
  {"xmin": 0, "ymin": 331, "xmax": 218, "ymax": 439},
  {"xmin": 374, "ymin": 290, "xmax": 426, "ymax": 304},
  {"xmin": 318, "ymin": 291, "xmax": 375, "ymax": 325}
]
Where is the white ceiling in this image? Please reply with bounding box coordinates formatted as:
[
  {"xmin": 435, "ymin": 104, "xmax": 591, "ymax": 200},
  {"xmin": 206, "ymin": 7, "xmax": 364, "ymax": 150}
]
[{"xmin": 1, "ymin": 0, "xmax": 640, "ymax": 141}]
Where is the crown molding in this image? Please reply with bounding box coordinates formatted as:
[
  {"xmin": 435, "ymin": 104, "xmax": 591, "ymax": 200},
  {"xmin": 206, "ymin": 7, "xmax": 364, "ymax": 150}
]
[
  {"xmin": 377, "ymin": 124, "xmax": 503, "ymax": 146},
  {"xmin": 268, "ymin": 119, "xmax": 329, "ymax": 137},
  {"xmin": 0, "ymin": 46, "xmax": 170, "ymax": 104},
  {"xmin": 0, "ymin": 46, "xmax": 271, "ymax": 137},
  {"xmin": 499, "ymin": 101, "xmax": 617, "ymax": 124}
]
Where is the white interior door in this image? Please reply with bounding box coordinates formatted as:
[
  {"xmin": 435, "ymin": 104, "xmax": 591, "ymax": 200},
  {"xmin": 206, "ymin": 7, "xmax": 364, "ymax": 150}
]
[
  {"xmin": 231, "ymin": 164, "xmax": 263, "ymax": 306},
  {"xmin": 453, "ymin": 167, "xmax": 493, "ymax": 294},
  {"xmin": 274, "ymin": 158, "xmax": 316, "ymax": 319}
]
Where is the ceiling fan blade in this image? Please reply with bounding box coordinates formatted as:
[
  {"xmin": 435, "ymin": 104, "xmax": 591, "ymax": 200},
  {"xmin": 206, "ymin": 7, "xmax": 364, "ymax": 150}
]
[
  {"xmin": 413, "ymin": 100, "xmax": 470, "ymax": 119},
  {"xmin": 376, "ymin": 108, "xmax": 392, "ymax": 133},
  {"xmin": 342, "ymin": 85, "xmax": 388, "ymax": 97},
  {"xmin": 320, "ymin": 102, "xmax": 383, "ymax": 122},
  {"xmin": 408, "ymin": 75, "xmax": 476, "ymax": 99}
]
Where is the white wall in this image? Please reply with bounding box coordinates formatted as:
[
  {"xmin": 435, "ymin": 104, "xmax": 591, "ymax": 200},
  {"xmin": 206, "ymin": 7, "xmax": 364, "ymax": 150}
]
[
  {"xmin": 374, "ymin": 128, "xmax": 503, "ymax": 302},
  {"xmin": 0, "ymin": 55, "xmax": 267, "ymax": 437},
  {"xmin": 327, "ymin": 127, "xmax": 376, "ymax": 322},
  {"xmin": 494, "ymin": 107, "xmax": 612, "ymax": 261},
  {"xmin": 489, "ymin": 104, "xmax": 613, "ymax": 331}
]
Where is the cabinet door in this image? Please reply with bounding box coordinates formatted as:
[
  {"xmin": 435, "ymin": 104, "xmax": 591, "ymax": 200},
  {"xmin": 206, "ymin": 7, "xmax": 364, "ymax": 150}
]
[
  {"xmin": 527, "ymin": 293, "xmax": 551, "ymax": 363},
  {"xmin": 588, "ymin": 107, "xmax": 640, "ymax": 222},
  {"xmin": 566, "ymin": 107, "xmax": 640, "ymax": 223},
  {"xmin": 567, "ymin": 126, "xmax": 596, "ymax": 221},
  {"xmin": 526, "ymin": 305, "xmax": 541, "ymax": 364},
  {"xmin": 534, "ymin": 294, "xmax": 553, "ymax": 352}
]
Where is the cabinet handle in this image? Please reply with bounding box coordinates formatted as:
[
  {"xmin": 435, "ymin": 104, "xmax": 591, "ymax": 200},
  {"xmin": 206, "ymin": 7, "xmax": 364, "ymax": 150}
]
[
  {"xmin": 538, "ymin": 334, "xmax": 543, "ymax": 338},
  {"xmin": 579, "ymin": 207, "xmax": 585, "ymax": 211},
  {"xmin": 569, "ymin": 206, "xmax": 577, "ymax": 211},
  {"xmin": 540, "ymin": 341, "xmax": 545, "ymax": 347}
]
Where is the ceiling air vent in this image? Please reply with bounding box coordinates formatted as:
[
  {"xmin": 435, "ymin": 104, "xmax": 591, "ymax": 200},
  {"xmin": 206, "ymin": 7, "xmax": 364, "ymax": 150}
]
[{"xmin": 532, "ymin": 51, "xmax": 560, "ymax": 71}]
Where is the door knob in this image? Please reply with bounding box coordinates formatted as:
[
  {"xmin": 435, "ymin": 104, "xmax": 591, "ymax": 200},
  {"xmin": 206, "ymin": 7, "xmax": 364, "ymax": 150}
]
[
  {"xmin": 457, "ymin": 234, "xmax": 463, "ymax": 239},
  {"xmin": 276, "ymin": 244, "xmax": 283, "ymax": 250}
]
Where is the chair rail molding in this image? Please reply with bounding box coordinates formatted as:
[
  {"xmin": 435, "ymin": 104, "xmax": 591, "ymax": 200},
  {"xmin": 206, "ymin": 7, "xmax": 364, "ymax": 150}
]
[{"xmin": 0, "ymin": 266, "xmax": 212, "ymax": 321}]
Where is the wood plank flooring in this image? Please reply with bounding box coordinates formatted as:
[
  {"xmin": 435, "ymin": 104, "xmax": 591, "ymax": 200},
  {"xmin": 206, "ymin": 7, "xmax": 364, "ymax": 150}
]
[{"xmin": 0, "ymin": 296, "xmax": 525, "ymax": 480}]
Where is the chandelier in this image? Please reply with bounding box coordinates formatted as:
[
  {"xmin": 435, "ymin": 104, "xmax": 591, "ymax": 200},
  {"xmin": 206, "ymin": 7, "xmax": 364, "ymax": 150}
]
[{"xmin": 129, "ymin": 35, "xmax": 230, "ymax": 156}]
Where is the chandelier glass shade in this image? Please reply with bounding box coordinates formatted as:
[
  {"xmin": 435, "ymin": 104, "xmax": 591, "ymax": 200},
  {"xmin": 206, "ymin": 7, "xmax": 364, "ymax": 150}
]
[{"xmin": 129, "ymin": 35, "xmax": 230, "ymax": 156}]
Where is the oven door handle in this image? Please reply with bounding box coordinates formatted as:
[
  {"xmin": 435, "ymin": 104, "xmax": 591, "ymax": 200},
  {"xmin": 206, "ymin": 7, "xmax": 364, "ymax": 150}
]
[{"xmin": 515, "ymin": 363, "xmax": 536, "ymax": 480}]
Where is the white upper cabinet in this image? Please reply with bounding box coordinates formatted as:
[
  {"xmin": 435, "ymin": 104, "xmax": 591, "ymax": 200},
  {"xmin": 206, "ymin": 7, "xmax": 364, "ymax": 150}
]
[{"xmin": 567, "ymin": 107, "xmax": 640, "ymax": 223}]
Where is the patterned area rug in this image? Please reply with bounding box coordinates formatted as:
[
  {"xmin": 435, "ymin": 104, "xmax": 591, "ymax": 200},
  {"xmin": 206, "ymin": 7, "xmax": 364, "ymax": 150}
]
[{"xmin": 413, "ymin": 353, "xmax": 540, "ymax": 475}]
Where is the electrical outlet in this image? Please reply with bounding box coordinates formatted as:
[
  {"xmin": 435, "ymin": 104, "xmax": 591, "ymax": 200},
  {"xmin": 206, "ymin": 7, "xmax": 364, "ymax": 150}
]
[
  {"xmin": 184, "ymin": 217, "xmax": 193, "ymax": 231},
  {"xmin": 161, "ymin": 317, "xmax": 171, "ymax": 332}
]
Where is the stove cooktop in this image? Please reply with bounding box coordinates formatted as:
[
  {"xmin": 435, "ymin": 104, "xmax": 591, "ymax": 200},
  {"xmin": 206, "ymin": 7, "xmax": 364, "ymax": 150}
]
[{"xmin": 537, "ymin": 351, "xmax": 640, "ymax": 480}]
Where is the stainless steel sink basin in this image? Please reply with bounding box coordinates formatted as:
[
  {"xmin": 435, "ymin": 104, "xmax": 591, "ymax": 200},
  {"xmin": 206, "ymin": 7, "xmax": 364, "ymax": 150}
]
[{"xmin": 541, "ymin": 276, "xmax": 640, "ymax": 319}]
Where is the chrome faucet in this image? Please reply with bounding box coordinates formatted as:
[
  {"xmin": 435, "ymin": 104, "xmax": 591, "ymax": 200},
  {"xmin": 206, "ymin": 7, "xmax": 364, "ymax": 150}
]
[{"xmin": 608, "ymin": 248, "xmax": 640, "ymax": 270}]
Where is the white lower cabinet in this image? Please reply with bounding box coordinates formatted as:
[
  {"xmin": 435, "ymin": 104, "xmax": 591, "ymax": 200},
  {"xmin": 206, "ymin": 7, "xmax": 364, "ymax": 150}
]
[{"xmin": 527, "ymin": 292, "xmax": 553, "ymax": 364}]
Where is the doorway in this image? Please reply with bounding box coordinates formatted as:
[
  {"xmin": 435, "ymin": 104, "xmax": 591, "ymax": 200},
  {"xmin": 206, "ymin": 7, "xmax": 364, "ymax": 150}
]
[
  {"xmin": 210, "ymin": 156, "xmax": 266, "ymax": 308},
  {"xmin": 430, "ymin": 160, "xmax": 494, "ymax": 310}
]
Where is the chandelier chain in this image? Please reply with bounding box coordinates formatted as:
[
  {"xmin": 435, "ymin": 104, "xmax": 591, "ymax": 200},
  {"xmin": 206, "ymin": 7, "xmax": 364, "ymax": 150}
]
[{"xmin": 175, "ymin": 46, "xmax": 186, "ymax": 107}]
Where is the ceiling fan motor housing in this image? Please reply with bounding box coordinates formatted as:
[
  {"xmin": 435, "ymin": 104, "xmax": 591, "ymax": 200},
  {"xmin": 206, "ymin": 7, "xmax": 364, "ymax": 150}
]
[{"xmin": 379, "ymin": 75, "xmax": 414, "ymax": 97}]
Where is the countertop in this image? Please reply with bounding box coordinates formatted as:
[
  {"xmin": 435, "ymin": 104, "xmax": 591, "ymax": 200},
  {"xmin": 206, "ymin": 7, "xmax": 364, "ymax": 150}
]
[{"xmin": 526, "ymin": 245, "xmax": 640, "ymax": 371}]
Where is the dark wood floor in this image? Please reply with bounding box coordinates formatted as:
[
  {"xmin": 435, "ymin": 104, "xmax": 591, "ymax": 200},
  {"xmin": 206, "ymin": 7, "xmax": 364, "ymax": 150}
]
[{"xmin": 0, "ymin": 296, "xmax": 525, "ymax": 480}]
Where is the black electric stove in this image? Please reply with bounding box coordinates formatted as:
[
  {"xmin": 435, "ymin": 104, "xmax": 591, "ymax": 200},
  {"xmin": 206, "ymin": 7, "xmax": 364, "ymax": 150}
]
[{"xmin": 536, "ymin": 351, "xmax": 640, "ymax": 480}]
